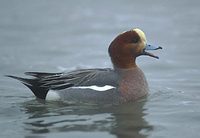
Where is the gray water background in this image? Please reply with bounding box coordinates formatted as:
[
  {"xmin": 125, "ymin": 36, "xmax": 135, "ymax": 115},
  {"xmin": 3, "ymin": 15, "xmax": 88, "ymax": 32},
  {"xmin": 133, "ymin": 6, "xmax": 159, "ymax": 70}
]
[{"xmin": 0, "ymin": 0, "xmax": 200, "ymax": 138}]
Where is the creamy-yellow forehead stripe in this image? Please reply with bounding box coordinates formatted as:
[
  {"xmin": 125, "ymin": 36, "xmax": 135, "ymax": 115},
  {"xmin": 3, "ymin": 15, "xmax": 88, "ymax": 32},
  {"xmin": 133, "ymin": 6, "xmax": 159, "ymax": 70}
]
[{"xmin": 133, "ymin": 28, "xmax": 147, "ymax": 42}]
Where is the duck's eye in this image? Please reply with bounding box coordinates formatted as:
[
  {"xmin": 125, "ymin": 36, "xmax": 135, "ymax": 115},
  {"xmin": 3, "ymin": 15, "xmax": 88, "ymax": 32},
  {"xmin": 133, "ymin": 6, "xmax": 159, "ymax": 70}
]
[{"xmin": 132, "ymin": 37, "xmax": 140, "ymax": 43}]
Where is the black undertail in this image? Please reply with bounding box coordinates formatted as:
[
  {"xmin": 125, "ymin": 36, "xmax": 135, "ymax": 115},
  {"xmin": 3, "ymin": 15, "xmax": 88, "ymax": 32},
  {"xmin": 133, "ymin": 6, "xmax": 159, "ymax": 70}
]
[
  {"xmin": 6, "ymin": 75, "xmax": 49, "ymax": 99},
  {"xmin": 6, "ymin": 71, "xmax": 77, "ymax": 99}
]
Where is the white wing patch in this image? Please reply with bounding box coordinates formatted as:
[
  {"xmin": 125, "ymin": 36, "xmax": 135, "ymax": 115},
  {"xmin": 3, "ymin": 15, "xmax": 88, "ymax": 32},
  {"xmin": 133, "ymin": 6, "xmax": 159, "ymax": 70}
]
[
  {"xmin": 72, "ymin": 85, "xmax": 116, "ymax": 92},
  {"xmin": 46, "ymin": 85, "xmax": 116, "ymax": 101}
]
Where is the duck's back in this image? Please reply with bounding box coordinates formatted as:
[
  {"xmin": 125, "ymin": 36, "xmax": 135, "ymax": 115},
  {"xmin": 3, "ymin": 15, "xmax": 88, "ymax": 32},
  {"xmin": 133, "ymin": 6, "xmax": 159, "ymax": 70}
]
[
  {"xmin": 55, "ymin": 67, "xmax": 149, "ymax": 104},
  {"xmin": 53, "ymin": 68, "xmax": 118, "ymax": 103}
]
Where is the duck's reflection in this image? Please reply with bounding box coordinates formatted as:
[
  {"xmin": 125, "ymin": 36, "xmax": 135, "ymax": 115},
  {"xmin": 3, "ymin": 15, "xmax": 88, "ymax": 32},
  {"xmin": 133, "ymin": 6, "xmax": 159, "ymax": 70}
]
[
  {"xmin": 22, "ymin": 98, "xmax": 153, "ymax": 138},
  {"xmin": 110, "ymin": 100, "xmax": 153, "ymax": 138}
]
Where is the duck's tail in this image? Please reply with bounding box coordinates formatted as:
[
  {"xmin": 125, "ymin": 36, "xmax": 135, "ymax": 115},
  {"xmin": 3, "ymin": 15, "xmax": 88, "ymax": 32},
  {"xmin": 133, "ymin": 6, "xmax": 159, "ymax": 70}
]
[{"xmin": 6, "ymin": 75, "xmax": 48, "ymax": 100}]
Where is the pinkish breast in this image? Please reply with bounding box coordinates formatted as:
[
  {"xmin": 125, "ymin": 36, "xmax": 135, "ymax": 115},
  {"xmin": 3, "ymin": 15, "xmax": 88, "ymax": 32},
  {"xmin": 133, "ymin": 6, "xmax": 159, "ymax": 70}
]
[{"xmin": 117, "ymin": 67, "xmax": 149, "ymax": 102}]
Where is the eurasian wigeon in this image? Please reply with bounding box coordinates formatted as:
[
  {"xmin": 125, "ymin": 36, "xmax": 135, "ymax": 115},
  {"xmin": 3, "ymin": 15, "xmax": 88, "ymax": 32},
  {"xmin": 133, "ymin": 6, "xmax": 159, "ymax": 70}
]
[{"xmin": 7, "ymin": 28, "xmax": 162, "ymax": 104}]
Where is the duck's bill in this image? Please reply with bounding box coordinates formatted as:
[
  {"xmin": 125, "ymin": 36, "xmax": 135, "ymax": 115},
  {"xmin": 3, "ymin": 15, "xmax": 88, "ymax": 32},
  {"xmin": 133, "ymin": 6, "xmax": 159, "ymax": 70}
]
[{"xmin": 142, "ymin": 44, "xmax": 162, "ymax": 59}]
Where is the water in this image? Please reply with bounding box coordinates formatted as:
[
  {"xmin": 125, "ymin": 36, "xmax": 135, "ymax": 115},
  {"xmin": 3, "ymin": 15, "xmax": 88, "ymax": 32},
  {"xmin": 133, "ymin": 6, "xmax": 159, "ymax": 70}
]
[{"xmin": 0, "ymin": 0, "xmax": 200, "ymax": 138}]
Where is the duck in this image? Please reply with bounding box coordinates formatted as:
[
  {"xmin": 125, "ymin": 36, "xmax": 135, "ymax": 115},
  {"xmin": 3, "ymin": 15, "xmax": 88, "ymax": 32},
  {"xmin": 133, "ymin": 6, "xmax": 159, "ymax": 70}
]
[{"xmin": 7, "ymin": 28, "xmax": 162, "ymax": 104}]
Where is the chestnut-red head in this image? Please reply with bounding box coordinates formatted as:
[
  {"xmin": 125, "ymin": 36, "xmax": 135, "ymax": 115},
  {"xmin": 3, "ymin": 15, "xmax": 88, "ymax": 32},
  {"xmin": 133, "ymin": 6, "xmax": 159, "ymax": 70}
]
[{"xmin": 108, "ymin": 28, "xmax": 162, "ymax": 69}]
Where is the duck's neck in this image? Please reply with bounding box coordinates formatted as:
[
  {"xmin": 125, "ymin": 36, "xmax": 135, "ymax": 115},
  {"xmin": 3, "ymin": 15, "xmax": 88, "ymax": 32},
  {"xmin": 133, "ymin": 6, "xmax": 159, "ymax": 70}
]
[
  {"xmin": 112, "ymin": 57, "xmax": 137, "ymax": 69},
  {"xmin": 113, "ymin": 65, "xmax": 141, "ymax": 74}
]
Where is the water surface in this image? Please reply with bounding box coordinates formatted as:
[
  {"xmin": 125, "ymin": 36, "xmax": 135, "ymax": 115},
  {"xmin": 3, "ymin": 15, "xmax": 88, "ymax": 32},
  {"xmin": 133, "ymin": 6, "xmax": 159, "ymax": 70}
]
[{"xmin": 0, "ymin": 0, "xmax": 200, "ymax": 138}]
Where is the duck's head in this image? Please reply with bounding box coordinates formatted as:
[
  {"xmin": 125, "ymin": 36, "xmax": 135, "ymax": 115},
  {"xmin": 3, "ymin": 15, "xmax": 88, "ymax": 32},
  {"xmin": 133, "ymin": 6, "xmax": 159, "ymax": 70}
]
[{"xmin": 108, "ymin": 28, "xmax": 162, "ymax": 69}]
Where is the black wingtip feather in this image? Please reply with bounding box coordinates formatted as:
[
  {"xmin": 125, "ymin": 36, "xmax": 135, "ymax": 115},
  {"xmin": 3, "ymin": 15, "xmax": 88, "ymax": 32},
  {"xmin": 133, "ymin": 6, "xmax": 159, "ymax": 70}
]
[
  {"xmin": 25, "ymin": 72, "xmax": 62, "ymax": 78},
  {"xmin": 6, "ymin": 75, "xmax": 30, "ymax": 85}
]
